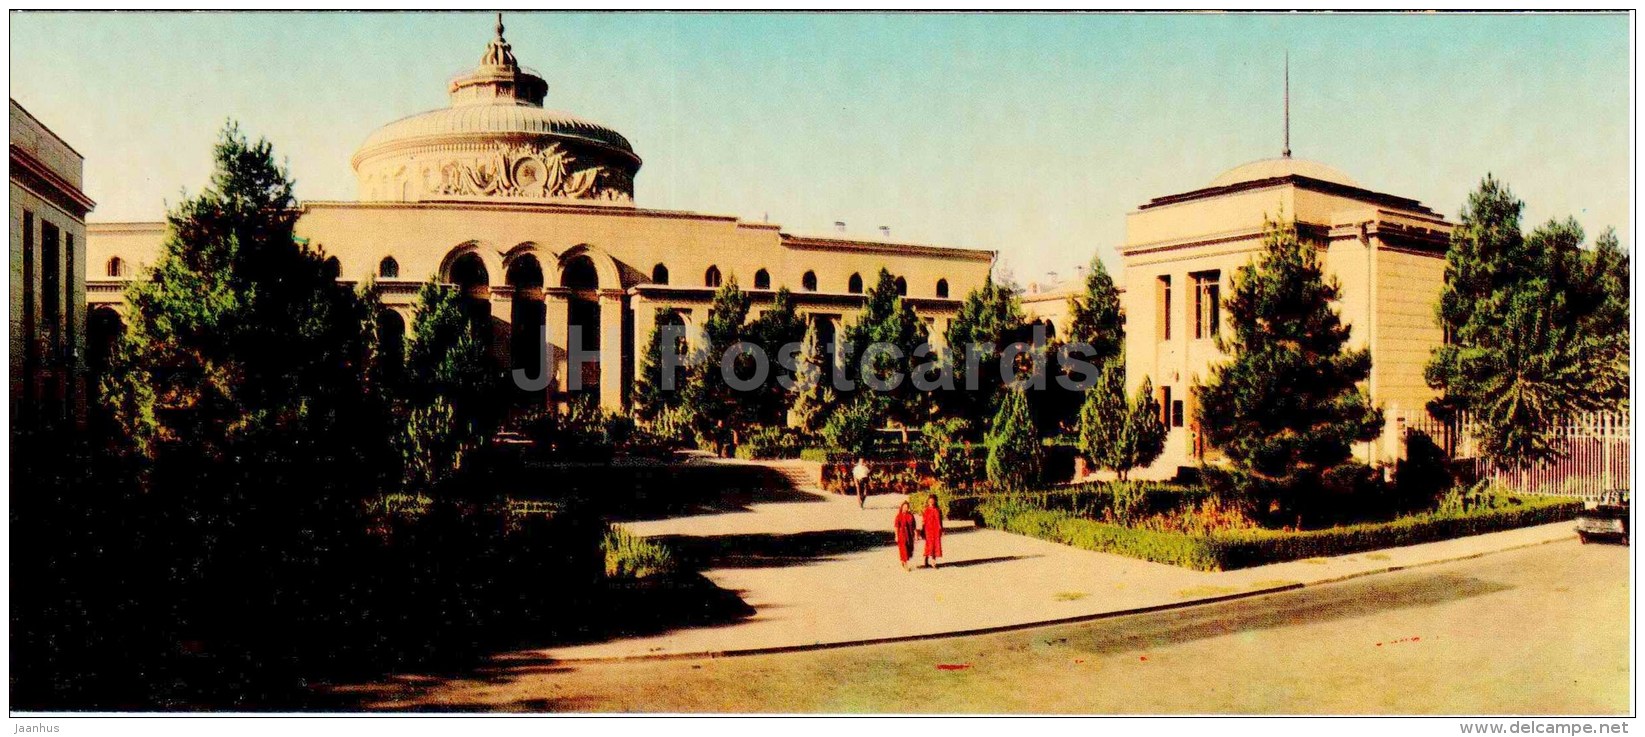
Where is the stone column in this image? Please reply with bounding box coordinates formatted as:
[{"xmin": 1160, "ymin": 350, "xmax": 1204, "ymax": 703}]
[
  {"xmin": 631, "ymin": 296, "xmax": 656, "ymax": 396},
  {"xmin": 543, "ymin": 289, "xmax": 570, "ymax": 397},
  {"xmin": 599, "ymin": 291, "xmax": 625, "ymax": 412},
  {"xmin": 489, "ymin": 285, "xmax": 514, "ymax": 369}
]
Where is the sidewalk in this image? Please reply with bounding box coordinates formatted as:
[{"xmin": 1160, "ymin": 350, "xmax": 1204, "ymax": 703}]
[{"xmin": 532, "ymin": 464, "xmax": 1576, "ymax": 662}]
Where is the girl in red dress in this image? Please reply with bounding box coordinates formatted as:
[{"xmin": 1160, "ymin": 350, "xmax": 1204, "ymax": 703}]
[
  {"xmin": 893, "ymin": 501, "xmax": 917, "ymax": 571},
  {"xmin": 921, "ymin": 496, "xmax": 944, "ymax": 569}
]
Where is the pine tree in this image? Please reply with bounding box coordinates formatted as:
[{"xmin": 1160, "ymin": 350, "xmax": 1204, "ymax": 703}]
[
  {"xmin": 1064, "ymin": 255, "xmax": 1125, "ymax": 365},
  {"xmin": 1124, "ymin": 377, "xmax": 1167, "ymax": 478},
  {"xmin": 1426, "ymin": 177, "xmax": 1628, "ymax": 465},
  {"xmin": 1196, "ymin": 218, "xmax": 1383, "ymax": 486},
  {"xmin": 1078, "ymin": 358, "xmax": 1129, "ymax": 476},
  {"xmin": 633, "ymin": 308, "xmax": 687, "ymax": 423},
  {"xmin": 1077, "ymin": 361, "xmax": 1165, "ymax": 481},
  {"xmin": 789, "ymin": 320, "xmax": 837, "ymax": 432},
  {"xmin": 985, "ymin": 387, "xmax": 1042, "ymax": 491},
  {"xmin": 403, "ymin": 282, "xmax": 502, "ymax": 463},
  {"xmin": 106, "ymin": 122, "xmax": 389, "ymax": 496},
  {"xmin": 746, "ymin": 288, "xmax": 808, "ymax": 427},
  {"xmin": 681, "ymin": 277, "xmax": 754, "ymax": 453},
  {"xmin": 942, "ymin": 274, "xmax": 1032, "ymax": 430},
  {"xmin": 843, "ymin": 268, "xmax": 931, "ymax": 431}
]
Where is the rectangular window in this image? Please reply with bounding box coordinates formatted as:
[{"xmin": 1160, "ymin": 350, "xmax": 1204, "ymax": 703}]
[
  {"xmin": 21, "ymin": 211, "xmax": 35, "ymax": 406},
  {"xmin": 1172, "ymin": 400, "xmax": 1185, "ymax": 428},
  {"xmin": 40, "ymin": 221, "xmax": 61, "ymax": 421},
  {"xmin": 64, "ymin": 232, "xmax": 75, "ymax": 368},
  {"xmin": 1157, "ymin": 275, "xmax": 1172, "ymax": 341},
  {"xmin": 1192, "ymin": 270, "xmax": 1220, "ymax": 340},
  {"xmin": 42, "ymin": 222, "xmax": 60, "ymax": 355},
  {"xmin": 1160, "ymin": 385, "xmax": 1173, "ymax": 426}
]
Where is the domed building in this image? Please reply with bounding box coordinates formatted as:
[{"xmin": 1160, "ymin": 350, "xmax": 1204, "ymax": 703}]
[
  {"xmin": 87, "ymin": 19, "xmax": 995, "ymax": 412},
  {"xmin": 1120, "ymin": 153, "xmax": 1453, "ymax": 472}
]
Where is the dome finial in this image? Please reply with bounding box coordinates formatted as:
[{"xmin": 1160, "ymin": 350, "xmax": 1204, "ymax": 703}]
[{"xmin": 479, "ymin": 12, "xmax": 518, "ymax": 69}]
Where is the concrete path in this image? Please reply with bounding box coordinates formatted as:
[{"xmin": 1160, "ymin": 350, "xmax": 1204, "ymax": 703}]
[{"xmin": 537, "ymin": 460, "xmax": 1577, "ymax": 661}]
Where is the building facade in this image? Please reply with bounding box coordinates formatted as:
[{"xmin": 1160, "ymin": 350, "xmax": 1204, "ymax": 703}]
[
  {"xmin": 11, "ymin": 100, "xmax": 95, "ymax": 433},
  {"xmin": 1121, "ymin": 156, "xmax": 1453, "ymax": 472},
  {"xmin": 87, "ymin": 20, "xmax": 995, "ymax": 412}
]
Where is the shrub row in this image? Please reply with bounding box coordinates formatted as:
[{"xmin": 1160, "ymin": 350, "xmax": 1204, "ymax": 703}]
[
  {"xmin": 977, "ymin": 493, "xmax": 1581, "ymax": 571},
  {"xmin": 733, "ymin": 427, "xmax": 810, "ymax": 460}
]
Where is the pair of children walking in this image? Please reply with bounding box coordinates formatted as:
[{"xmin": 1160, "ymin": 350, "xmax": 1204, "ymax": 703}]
[{"xmin": 893, "ymin": 496, "xmax": 943, "ymax": 571}]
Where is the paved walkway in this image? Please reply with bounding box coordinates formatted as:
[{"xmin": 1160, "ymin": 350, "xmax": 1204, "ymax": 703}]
[{"xmin": 535, "ymin": 460, "xmax": 1576, "ymax": 661}]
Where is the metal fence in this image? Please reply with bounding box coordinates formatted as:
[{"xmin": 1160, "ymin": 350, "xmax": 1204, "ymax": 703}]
[{"xmin": 1404, "ymin": 411, "xmax": 1631, "ymax": 500}]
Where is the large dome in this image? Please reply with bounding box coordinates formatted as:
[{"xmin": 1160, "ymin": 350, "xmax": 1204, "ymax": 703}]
[
  {"xmin": 351, "ymin": 16, "xmax": 640, "ymax": 204},
  {"xmin": 357, "ymin": 103, "xmax": 637, "ymax": 163},
  {"xmin": 1208, "ymin": 157, "xmax": 1358, "ymax": 189}
]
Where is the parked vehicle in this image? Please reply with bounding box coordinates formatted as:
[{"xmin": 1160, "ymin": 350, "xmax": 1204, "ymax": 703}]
[{"xmin": 1576, "ymin": 490, "xmax": 1629, "ymax": 545}]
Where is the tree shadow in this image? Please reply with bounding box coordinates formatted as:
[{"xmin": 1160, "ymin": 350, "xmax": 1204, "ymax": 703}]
[
  {"xmin": 512, "ymin": 461, "xmax": 826, "ymax": 522},
  {"xmin": 1032, "ymin": 571, "xmax": 1514, "ymax": 658}
]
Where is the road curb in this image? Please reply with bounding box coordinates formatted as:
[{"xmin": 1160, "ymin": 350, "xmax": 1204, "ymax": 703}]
[{"xmin": 541, "ymin": 526, "xmax": 1578, "ymax": 665}]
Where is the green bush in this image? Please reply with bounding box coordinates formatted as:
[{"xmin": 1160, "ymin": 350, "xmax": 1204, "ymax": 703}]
[
  {"xmin": 799, "ymin": 447, "xmax": 831, "ymax": 464},
  {"xmin": 734, "ymin": 426, "xmax": 809, "ymax": 460},
  {"xmin": 601, "ymin": 525, "xmax": 674, "ymax": 580},
  {"xmin": 978, "ymin": 492, "xmax": 1580, "ymax": 571}
]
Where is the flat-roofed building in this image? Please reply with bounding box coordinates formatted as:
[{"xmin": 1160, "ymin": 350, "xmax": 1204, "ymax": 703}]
[
  {"xmin": 87, "ymin": 19, "xmax": 994, "ymax": 413},
  {"xmin": 1121, "ymin": 156, "xmax": 1453, "ymax": 471},
  {"xmin": 11, "ymin": 99, "xmax": 95, "ymax": 433}
]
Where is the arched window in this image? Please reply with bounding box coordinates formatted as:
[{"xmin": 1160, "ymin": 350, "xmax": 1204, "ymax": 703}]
[
  {"xmin": 802, "ymin": 271, "xmax": 818, "ymax": 292},
  {"xmin": 376, "ymin": 309, "xmax": 406, "ymax": 375},
  {"xmin": 106, "ymin": 257, "xmax": 124, "ymax": 278},
  {"xmin": 894, "ymin": 276, "xmax": 908, "ymax": 296},
  {"xmin": 561, "ymin": 254, "xmax": 599, "ymax": 290},
  {"xmin": 705, "ymin": 265, "xmax": 722, "ymax": 288},
  {"xmin": 652, "ymin": 263, "xmax": 669, "ymax": 285},
  {"xmin": 936, "ymin": 279, "xmax": 949, "ymax": 298},
  {"xmin": 379, "ymin": 256, "xmax": 399, "ymax": 279},
  {"xmin": 847, "ymin": 273, "xmax": 863, "ymax": 294},
  {"xmin": 754, "ymin": 268, "xmax": 771, "ymax": 290}
]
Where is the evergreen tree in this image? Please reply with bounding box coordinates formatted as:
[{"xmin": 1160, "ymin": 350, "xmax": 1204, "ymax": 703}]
[
  {"xmin": 681, "ymin": 277, "xmax": 755, "ymax": 453},
  {"xmin": 398, "ymin": 282, "xmax": 502, "ymax": 492},
  {"xmin": 106, "ymin": 122, "xmax": 389, "ymax": 495},
  {"xmin": 1124, "ymin": 377, "xmax": 1167, "ymax": 479},
  {"xmin": 405, "ymin": 282, "xmax": 501, "ymax": 437},
  {"xmin": 1064, "ymin": 255, "xmax": 1125, "ymax": 365},
  {"xmin": 1196, "ymin": 218, "xmax": 1383, "ymax": 486},
  {"xmin": 984, "ymin": 387, "xmax": 1042, "ymax": 491},
  {"xmin": 789, "ymin": 320, "xmax": 837, "ymax": 432},
  {"xmin": 843, "ymin": 268, "xmax": 931, "ymax": 431},
  {"xmin": 1426, "ymin": 177, "xmax": 1629, "ymax": 465},
  {"xmin": 1077, "ymin": 361, "xmax": 1165, "ymax": 481},
  {"xmin": 942, "ymin": 275, "xmax": 1033, "ymax": 430},
  {"xmin": 1077, "ymin": 358, "xmax": 1129, "ymax": 477},
  {"xmin": 633, "ymin": 308, "xmax": 687, "ymax": 423},
  {"xmin": 746, "ymin": 288, "xmax": 808, "ymax": 426}
]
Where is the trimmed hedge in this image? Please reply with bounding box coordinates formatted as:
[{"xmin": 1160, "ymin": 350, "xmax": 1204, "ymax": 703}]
[{"xmin": 978, "ymin": 493, "xmax": 1581, "ymax": 571}]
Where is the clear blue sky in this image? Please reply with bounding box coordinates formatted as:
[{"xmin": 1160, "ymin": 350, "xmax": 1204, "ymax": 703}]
[{"xmin": 9, "ymin": 11, "xmax": 1631, "ymax": 284}]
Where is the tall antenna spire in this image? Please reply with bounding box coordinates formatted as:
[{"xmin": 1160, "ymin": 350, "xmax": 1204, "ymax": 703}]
[
  {"xmin": 496, "ymin": 12, "xmax": 505, "ymax": 40},
  {"xmin": 1282, "ymin": 51, "xmax": 1292, "ymax": 159}
]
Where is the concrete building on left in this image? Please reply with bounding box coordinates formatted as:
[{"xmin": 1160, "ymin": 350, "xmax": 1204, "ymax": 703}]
[{"xmin": 10, "ymin": 100, "xmax": 95, "ymax": 433}]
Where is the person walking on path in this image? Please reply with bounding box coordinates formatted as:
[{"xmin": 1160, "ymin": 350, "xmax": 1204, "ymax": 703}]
[
  {"xmin": 852, "ymin": 458, "xmax": 870, "ymax": 508},
  {"xmin": 921, "ymin": 495, "xmax": 944, "ymax": 569},
  {"xmin": 893, "ymin": 500, "xmax": 917, "ymax": 571}
]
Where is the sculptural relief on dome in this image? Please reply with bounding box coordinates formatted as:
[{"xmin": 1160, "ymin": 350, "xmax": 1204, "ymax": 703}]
[{"xmin": 431, "ymin": 142, "xmax": 634, "ymax": 203}]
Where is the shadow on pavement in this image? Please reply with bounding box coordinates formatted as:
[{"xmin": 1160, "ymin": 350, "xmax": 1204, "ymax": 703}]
[
  {"xmin": 657, "ymin": 526, "xmax": 986, "ymax": 570},
  {"xmin": 935, "ymin": 554, "xmax": 1043, "ymax": 569},
  {"xmin": 1029, "ymin": 571, "xmax": 1514, "ymax": 657}
]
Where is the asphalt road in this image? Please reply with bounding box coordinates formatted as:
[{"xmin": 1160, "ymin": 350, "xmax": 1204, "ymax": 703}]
[{"xmin": 332, "ymin": 539, "xmax": 1631, "ymax": 714}]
